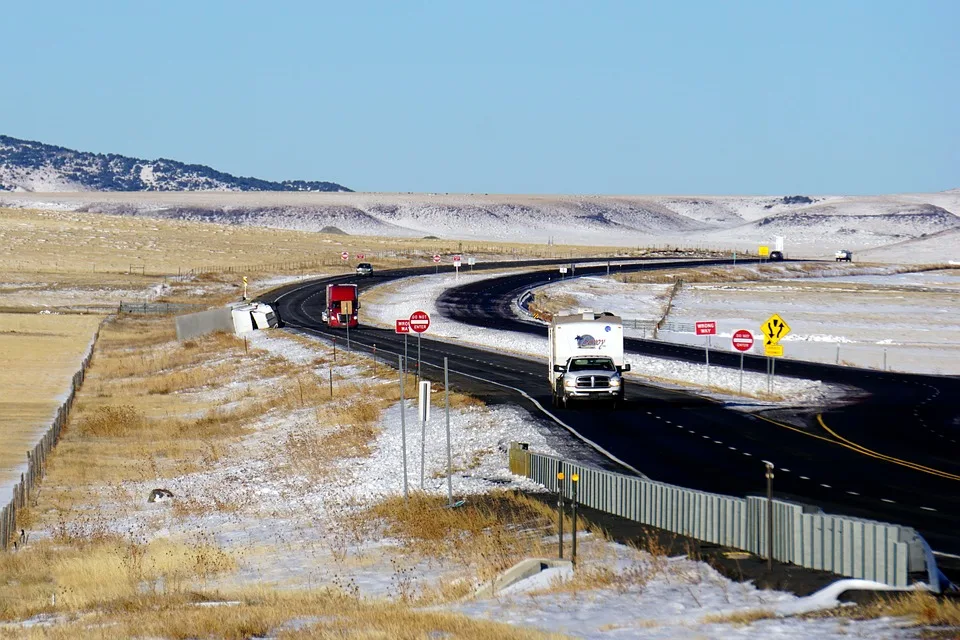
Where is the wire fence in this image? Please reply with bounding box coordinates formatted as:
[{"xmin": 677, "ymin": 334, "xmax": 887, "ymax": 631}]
[{"xmin": 0, "ymin": 323, "xmax": 104, "ymax": 551}]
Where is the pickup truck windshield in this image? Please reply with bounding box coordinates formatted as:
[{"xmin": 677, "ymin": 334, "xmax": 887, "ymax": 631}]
[{"xmin": 568, "ymin": 358, "xmax": 615, "ymax": 372}]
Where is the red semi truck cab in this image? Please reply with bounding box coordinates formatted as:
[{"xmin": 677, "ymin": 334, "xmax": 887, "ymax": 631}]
[{"xmin": 324, "ymin": 284, "xmax": 360, "ymax": 328}]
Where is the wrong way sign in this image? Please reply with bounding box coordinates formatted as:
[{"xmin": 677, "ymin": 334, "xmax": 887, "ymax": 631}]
[
  {"xmin": 695, "ymin": 321, "xmax": 717, "ymax": 336},
  {"xmin": 731, "ymin": 329, "xmax": 754, "ymax": 352},
  {"xmin": 395, "ymin": 319, "xmax": 410, "ymax": 334}
]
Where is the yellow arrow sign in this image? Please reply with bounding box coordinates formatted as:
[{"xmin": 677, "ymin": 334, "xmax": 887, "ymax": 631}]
[
  {"xmin": 761, "ymin": 313, "xmax": 791, "ymax": 345},
  {"xmin": 764, "ymin": 343, "xmax": 784, "ymax": 357},
  {"xmin": 758, "ymin": 245, "xmax": 770, "ymax": 257}
]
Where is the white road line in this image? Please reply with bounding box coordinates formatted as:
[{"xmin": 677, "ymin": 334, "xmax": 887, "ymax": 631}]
[
  {"xmin": 881, "ymin": 498, "xmax": 896, "ymax": 504},
  {"xmin": 847, "ymin": 491, "xmax": 860, "ymax": 496},
  {"xmin": 799, "ymin": 476, "xmax": 810, "ymax": 480},
  {"xmin": 921, "ymin": 506, "xmax": 937, "ymax": 512},
  {"xmin": 820, "ymin": 484, "xmax": 831, "ymax": 489}
]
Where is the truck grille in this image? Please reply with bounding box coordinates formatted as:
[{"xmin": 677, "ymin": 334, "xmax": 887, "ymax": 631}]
[{"xmin": 575, "ymin": 375, "xmax": 610, "ymax": 389}]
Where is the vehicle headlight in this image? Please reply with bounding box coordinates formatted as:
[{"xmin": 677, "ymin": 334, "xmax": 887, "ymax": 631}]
[
  {"xmin": 609, "ymin": 377, "xmax": 621, "ymax": 387},
  {"xmin": 563, "ymin": 379, "xmax": 576, "ymax": 388}
]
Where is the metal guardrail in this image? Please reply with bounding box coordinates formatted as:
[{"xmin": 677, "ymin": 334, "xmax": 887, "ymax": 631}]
[
  {"xmin": 119, "ymin": 302, "xmax": 204, "ymax": 315},
  {"xmin": 510, "ymin": 443, "xmax": 940, "ymax": 590}
]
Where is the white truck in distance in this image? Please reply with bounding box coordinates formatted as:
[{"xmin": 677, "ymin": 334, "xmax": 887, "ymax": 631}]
[
  {"xmin": 835, "ymin": 249, "xmax": 853, "ymax": 262},
  {"xmin": 549, "ymin": 311, "xmax": 630, "ymax": 409}
]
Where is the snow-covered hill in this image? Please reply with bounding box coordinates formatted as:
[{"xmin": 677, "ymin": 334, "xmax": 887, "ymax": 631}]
[
  {"xmin": 0, "ymin": 135, "xmax": 956, "ymax": 261},
  {"xmin": 0, "ymin": 135, "xmax": 349, "ymax": 193}
]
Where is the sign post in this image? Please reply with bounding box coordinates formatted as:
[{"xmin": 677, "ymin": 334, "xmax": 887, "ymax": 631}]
[
  {"xmin": 433, "ymin": 254, "xmax": 441, "ymax": 274},
  {"xmin": 409, "ymin": 310, "xmax": 430, "ymax": 383},
  {"xmin": 398, "ymin": 355, "xmax": 409, "ymax": 502},
  {"xmin": 453, "ymin": 255, "xmax": 461, "ymax": 280},
  {"xmin": 758, "ymin": 245, "xmax": 769, "ymax": 262},
  {"xmin": 418, "ymin": 380, "xmax": 431, "ymax": 490},
  {"xmin": 467, "ymin": 256, "xmax": 476, "ymax": 271},
  {"xmin": 731, "ymin": 329, "xmax": 754, "ymax": 395},
  {"xmin": 444, "ymin": 356, "xmax": 453, "ymax": 506},
  {"xmin": 696, "ymin": 321, "xmax": 717, "ymax": 384},
  {"xmin": 341, "ymin": 251, "xmax": 349, "ymax": 262},
  {"xmin": 761, "ymin": 314, "xmax": 790, "ymax": 394}
]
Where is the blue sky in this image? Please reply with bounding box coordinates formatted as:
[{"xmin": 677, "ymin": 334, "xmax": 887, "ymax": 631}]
[{"xmin": 3, "ymin": 1, "xmax": 957, "ymax": 194}]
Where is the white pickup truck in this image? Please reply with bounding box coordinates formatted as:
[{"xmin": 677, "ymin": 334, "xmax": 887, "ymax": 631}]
[
  {"xmin": 549, "ymin": 311, "xmax": 630, "ymax": 409},
  {"xmin": 835, "ymin": 249, "xmax": 853, "ymax": 262}
]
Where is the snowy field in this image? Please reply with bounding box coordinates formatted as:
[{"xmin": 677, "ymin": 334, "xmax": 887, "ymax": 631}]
[
  {"xmin": 662, "ymin": 271, "xmax": 960, "ymax": 375},
  {"xmin": 531, "ymin": 267, "xmax": 960, "ymax": 375}
]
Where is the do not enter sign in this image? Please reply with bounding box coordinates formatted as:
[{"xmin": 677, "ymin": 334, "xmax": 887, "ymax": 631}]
[
  {"xmin": 409, "ymin": 311, "xmax": 430, "ymax": 333},
  {"xmin": 732, "ymin": 330, "xmax": 754, "ymax": 352},
  {"xmin": 340, "ymin": 251, "xmax": 349, "ymax": 261}
]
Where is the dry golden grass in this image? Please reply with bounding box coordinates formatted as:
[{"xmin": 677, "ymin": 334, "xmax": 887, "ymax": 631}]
[
  {"xmin": 0, "ymin": 206, "xmax": 636, "ymax": 279},
  {"xmin": 351, "ymin": 491, "xmax": 608, "ymax": 590},
  {"xmin": 816, "ymin": 591, "xmax": 960, "ymax": 627},
  {"xmin": 0, "ymin": 587, "xmax": 567, "ymax": 639},
  {"xmin": 700, "ymin": 608, "xmax": 778, "ymax": 625},
  {"xmin": 0, "ymin": 312, "xmax": 103, "ymax": 490}
]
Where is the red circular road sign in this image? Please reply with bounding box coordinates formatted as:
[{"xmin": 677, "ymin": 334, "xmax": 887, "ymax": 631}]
[
  {"xmin": 433, "ymin": 254, "xmax": 441, "ymax": 263},
  {"xmin": 453, "ymin": 255, "xmax": 461, "ymax": 263},
  {"xmin": 340, "ymin": 251, "xmax": 349, "ymax": 261},
  {"xmin": 732, "ymin": 329, "xmax": 754, "ymax": 352},
  {"xmin": 356, "ymin": 253, "xmax": 365, "ymax": 260},
  {"xmin": 409, "ymin": 310, "xmax": 430, "ymax": 333}
]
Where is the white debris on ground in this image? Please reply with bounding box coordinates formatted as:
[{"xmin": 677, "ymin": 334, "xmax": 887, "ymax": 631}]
[{"xmin": 362, "ymin": 270, "xmax": 837, "ymax": 405}]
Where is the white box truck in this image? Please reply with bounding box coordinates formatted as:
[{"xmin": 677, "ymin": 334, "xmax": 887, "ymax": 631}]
[{"xmin": 549, "ymin": 311, "xmax": 630, "ymax": 409}]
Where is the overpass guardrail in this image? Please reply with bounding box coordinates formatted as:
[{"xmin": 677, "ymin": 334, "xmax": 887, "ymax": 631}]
[{"xmin": 509, "ymin": 443, "xmax": 942, "ymax": 591}]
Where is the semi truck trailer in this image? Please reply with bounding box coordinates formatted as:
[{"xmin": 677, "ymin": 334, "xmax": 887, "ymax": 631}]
[{"xmin": 322, "ymin": 283, "xmax": 360, "ymax": 328}]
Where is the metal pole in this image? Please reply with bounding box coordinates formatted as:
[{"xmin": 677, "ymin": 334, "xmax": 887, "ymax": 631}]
[
  {"xmin": 399, "ymin": 356, "xmax": 408, "ymax": 502},
  {"xmin": 404, "ymin": 333, "xmax": 408, "ymax": 371},
  {"xmin": 705, "ymin": 336, "xmax": 710, "ymax": 386},
  {"xmin": 571, "ymin": 473, "xmax": 579, "ymax": 569},
  {"xmin": 765, "ymin": 461, "xmax": 775, "ymax": 572},
  {"xmin": 329, "ymin": 358, "xmax": 333, "ymax": 397},
  {"xmin": 771, "ymin": 357, "xmax": 776, "ymax": 393},
  {"xmin": 556, "ymin": 469, "xmax": 564, "ymax": 559},
  {"xmin": 346, "ymin": 321, "xmax": 350, "ymax": 352},
  {"xmin": 417, "ymin": 333, "xmax": 422, "ymax": 384},
  {"xmin": 883, "ymin": 348, "xmax": 887, "ymax": 371},
  {"xmin": 739, "ymin": 352, "xmax": 744, "ymax": 395},
  {"xmin": 373, "ymin": 344, "xmax": 377, "ymax": 376},
  {"xmin": 835, "ymin": 344, "xmax": 840, "ymax": 365},
  {"xmin": 444, "ymin": 357, "xmax": 453, "ymax": 506},
  {"xmin": 333, "ymin": 337, "xmax": 337, "ymax": 363}
]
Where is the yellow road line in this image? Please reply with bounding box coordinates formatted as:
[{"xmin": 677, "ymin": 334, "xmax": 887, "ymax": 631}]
[
  {"xmin": 754, "ymin": 414, "xmax": 960, "ymax": 481},
  {"xmin": 816, "ymin": 414, "xmax": 960, "ymax": 482}
]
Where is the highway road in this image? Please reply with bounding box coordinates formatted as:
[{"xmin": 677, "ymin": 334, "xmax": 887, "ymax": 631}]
[{"xmin": 262, "ymin": 257, "xmax": 960, "ymax": 580}]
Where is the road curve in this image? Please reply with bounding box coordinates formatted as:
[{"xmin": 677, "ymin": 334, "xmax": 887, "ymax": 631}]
[{"xmin": 262, "ymin": 258, "xmax": 960, "ymax": 576}]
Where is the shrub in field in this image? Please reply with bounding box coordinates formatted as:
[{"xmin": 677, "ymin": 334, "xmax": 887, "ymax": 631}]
[{"xmin": 76, "ymin": 405, "xmax": 145, "ymax": 438}]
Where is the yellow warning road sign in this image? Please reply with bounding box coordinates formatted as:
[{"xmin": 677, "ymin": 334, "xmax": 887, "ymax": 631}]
[
  {"xmin": 759, "ymin": 245, "xmax": 770, "ymax": 256},
  {"xmin": 761, "ymin": 314, "xmax": 791, "ymax": 345},
  {"xmin": 764, "ymin": 343, "xmax": 784, "ymax": 357}
]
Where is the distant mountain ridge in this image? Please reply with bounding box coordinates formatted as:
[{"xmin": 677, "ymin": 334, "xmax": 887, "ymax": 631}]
[{"xmin": 0, "ymin": 135, "xmax": 350, "ymax": 193}]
